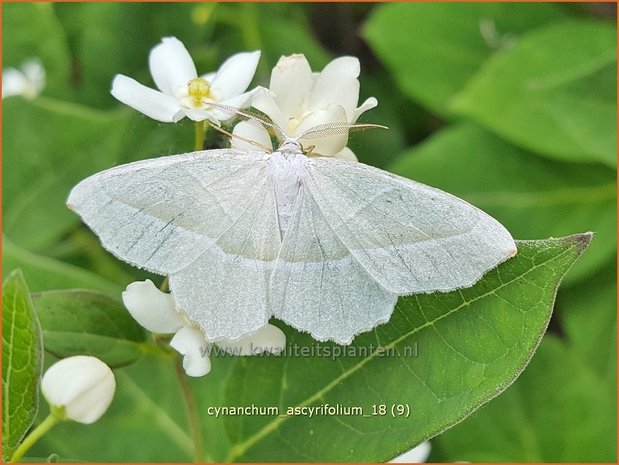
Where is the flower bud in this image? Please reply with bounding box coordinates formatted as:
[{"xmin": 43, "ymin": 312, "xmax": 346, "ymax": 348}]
[{"xmin": 41, "ymin": 356, "xmax": 116, "ymax": 424}]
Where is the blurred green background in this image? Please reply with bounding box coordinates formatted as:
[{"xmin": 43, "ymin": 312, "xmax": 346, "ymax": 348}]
[{"xmin": 2, "ymin": 2, "xmax": 616, "ymax": 462}]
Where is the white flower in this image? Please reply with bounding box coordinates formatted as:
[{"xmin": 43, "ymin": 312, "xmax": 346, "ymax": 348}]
[
  {"xmin": 232, "ymin": 54, "xmax": 377, "ymax": 159},
  {"xmin": 41, "ymin": 356, "xmax": 116, "ymax": 424},
  {"xmin": 389, "ymin": 441, "xmax": 431, "ymax": 463},
  {"xmin": 2, "ymin": 59, "xmax": 45, "ymax": 99},
  {"xmin": 111, "ymin": 37, "xmax": 260, "ymax": 124},
  {"xmin": 122, "ymin": 280, "xmax": 286, "ymax": 377}
]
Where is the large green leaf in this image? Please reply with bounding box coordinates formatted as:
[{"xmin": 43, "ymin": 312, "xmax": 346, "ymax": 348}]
[
  {"xmin": 452, "ymin": 20, "xmax": 616, "ymax": 167},
  {"xmin": 3, "ymin": 236, "xmax": 121, "ymax": 295},
  {"xmin": 217, "ymin": 235, "xmax": 588, "ymax": 462},
  {"xmin": 364, "ymin": 3, "xmax": 566, "ymax": 116},
  {"xmin": 389, "ymin": 123, "xmax": 615, "ymax": 285},
  {"xmin": 2, "ymin": 270, "xmax": 43, "ymax": 461},
  {"xmin": 2, "ymin": 3, "xmax": 72, "ymax": 99},
  {"xmin": 435, "ymin": 261, "xmax": 616, "ymax": 461},
  {"xmin": 32, "ymin": 290, "xmax": 147, "ymax": 368},
  {"xmin": 2, "ymin": 97, "xmax": 130, "ymax": 251},
  {"xmin": 436, "ymin": 334, "xmax": 615, "ymax": 462}
]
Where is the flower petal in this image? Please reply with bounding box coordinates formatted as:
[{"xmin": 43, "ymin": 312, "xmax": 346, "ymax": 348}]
[
  {"xmin": 111, "ymin": 74, "xmax": 184, "ymax": 123},
  {"xmin": 200, "ymin": 71, "xmax": 217, "ymax": 82},
  {"xmin": 333, "ymin": 147, "xmax": 358, "ymax": 162},
  {"xmin": 170, "ymin": 326, "xmax": 212, "ymax": 377},
  {"xmin": 184, "ymin": 108, "xmax": 219, "ymax": 124},
  {"xmin": 252, "ymin": 87, "xmax": 288, "ymax": 132},
  {"xmin": 211, "ymin": 51, "xmax": 260, "ymax": 101},
  {"xmin": 2, "ymin": 68, "xmax": 27, "ymax": 99},
  {"xmin": 308, "ymin": 56, "xmax": 361, "ymax": 119},
  {"xmin": 21, "ymin": 59, "xmax": 45, "ymax": 95},
  {"xmin": 122, "ymin": 279, "xmax": 184, "ymax": 333},
  {"xmin": 148, "ymin": 37, "xmax": 197, "ymax": 97},
  {"xmin": 41, "ymin": 356, "xmax": 116, "ymax": 424},
  {"xmin": 269, "ymin": 54, "xmax": 313, "ymax": 119},
  {"xmin": 231, "ymin": 120, "xmax": 273, "ymax": 152},
  {"xmin": 296, "ymin": 104, "xmax": 349, "ymax": 156},
  {"xmin": 353, "ymin": 96, "xmax": 378, "ymax": 123},
  {"xmin": 390, "ymin": 441, "xmax": 431, "ymax": 463},
  {"xmin": 215, "ymin": 324, "xmax": 286, "ymax": 355}
]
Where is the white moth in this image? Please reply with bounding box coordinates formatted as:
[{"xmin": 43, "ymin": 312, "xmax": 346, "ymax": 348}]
[{"xmin": 67, "ymin": 113, "xmax": 516, "ymax": 345}]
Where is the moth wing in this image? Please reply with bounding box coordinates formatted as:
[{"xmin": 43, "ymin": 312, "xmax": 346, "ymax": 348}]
[
  {"xmin": 67, "ymin": 149, "xmax": 269, "ymax": 275},
  {"xmin": 68, "ymin": 149, "xmax": 281, "ymax": 340},
  {"xmin": 169, "ymin": 167, "xmax": 281, "ymax": 340},
  {"xmin": 305, "ymin": 158, "xmax": 517, "ymax": 294},
  {"xmin": 269, "ymin": 184, "xmax": 397, "ymax": 345}
]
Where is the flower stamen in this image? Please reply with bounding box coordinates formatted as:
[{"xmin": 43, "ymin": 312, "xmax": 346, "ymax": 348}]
[{"xmin": 187, "ymin": 77, "xmax": 212, "ymax": 107}]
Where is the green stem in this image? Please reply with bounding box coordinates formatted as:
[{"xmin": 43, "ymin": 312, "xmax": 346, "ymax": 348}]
[
  {"xmin": 174, "ymin": 358, "xmax": 206, "ymax": 462},
  {"xmin": 159, "ymin": 276, "xmax": 169, "ymax": 293},
  {"xmin": 194, "ymin": 121, "xmax": 207, "ymax": 151},
  {"xmin": 10, "ymin": 414, "xmax": 62, "ymax": 463}
]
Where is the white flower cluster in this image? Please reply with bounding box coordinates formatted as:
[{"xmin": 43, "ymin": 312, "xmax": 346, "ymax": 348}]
[
  {"xmin": 111, "ymin": 36, "xmax": 377, "ymax": 160},
  {"xmin": 122, "ymin": 280, "xmax": 285, "ymax": 377}
]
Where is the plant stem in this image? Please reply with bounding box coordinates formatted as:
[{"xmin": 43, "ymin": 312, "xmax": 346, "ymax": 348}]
[
  {"xmin": 10, "ymin": 414, "xmax": 61, "ymax": 463},
  {"xmin": 174, "ymin": 358, "xmax": 205, "ymax": 462},
  {"xmin": 194, "ymin": 121, "xmax": 207, "ymax": 151}
]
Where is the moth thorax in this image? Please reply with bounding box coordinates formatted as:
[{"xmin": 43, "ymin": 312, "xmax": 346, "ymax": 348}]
[
  {"xmin": 271, "ymin": 152, "xmax": 305, "ymax": 237},
  {"xmin": 278, "ymin": 139, "xmax": 303, "ymax": 155}
]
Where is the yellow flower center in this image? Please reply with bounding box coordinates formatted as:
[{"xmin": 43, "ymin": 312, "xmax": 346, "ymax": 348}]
[{"xmin": 187, "ymin": 78, "xmax": 212, "ymax": 107}]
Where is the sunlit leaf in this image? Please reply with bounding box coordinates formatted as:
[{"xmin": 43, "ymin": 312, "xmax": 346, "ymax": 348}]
[
  {"xmin": 2, "ymin": 236, "xmax": 121, "ymax": 295},
  {"xmin": 32, "ymin": 290, "xmax": 147, "ymax": 367},
  {"xmin": 364, "ymin": 2, "xmax": 567, "ymax": 116},
  {"xmin": 2, "ymin": 270, "xmax": 43, "ymax": 461},
  {"xmin": 452, "ymin": 20, "xmax": 616, "ymax": 167},
  {"xmin": 2, "ymin": 98, "xmax": 130, "ymax": 251},
  {"xmin": 218, "ymin": 235, "xmax": 589, "ymax": 462}
]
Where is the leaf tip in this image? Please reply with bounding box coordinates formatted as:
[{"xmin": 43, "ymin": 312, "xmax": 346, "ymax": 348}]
[{"xmin": 566, "ymin": 232, "xmax": 593, "ymax": 253}]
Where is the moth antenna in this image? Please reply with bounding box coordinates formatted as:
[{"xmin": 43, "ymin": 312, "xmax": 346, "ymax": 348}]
[
  {"xmin": 205, "ymin": 101, "xmax": 286, "ymax": 140},
  {"xmin": 298, "ymin": 122, "xmax": 389, "ymax": 141},
  {"xmin": 205, "ymin": 121, "xmax": 273, "ymax": 153}
]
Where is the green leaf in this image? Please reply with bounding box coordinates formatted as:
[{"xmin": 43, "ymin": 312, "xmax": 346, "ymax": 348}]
[
  {"xmin": 259, "ymin": 16, "xmax": 332, "ymax": 72},
  {"xmin": 2, "ymin": 3, "xmax": 72, "ymax": 100},
  {"xmin": 364, "ymin": 3, "xmax": 567, "ymax": 116},
  {"xmin": 3, "ymin": 236, "xmax": 121, "ymax": 296},
  {"xmin": 556, "ymin": 259, "xmax": 616, "ymax": 378},
  {"xmin": 2, "ymin": 97, "xmax": 131, "ymax": 251},
  {"xmin": 54, "ymin": 3, "xmax": 219, "ymax": 109},
  {"xmin": 219, "ymin": 235, "xmax": 589, "ymax": 462},
  {"xmin": 436, "ymin": 333, "xmax": 616, "ymax": 461},
  {"xmin": 435, "ymin": 260, "xmax": 616, "ymax": 461},
  {"xmin": 388, "ymin": 123, "xmax": 615, "ymax": 285},
  {"xmin": 452, "ymin": 20, "xmax": 616, "ymax": 167},
  {"xmin": 32, "ymin": 290, "xmax": 147, "ymax": 368},
  {"xmin": 2, "ymin": 270, "xmax": 44, "ymax": 460}
]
